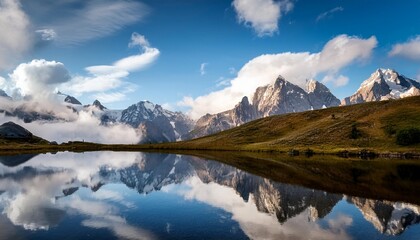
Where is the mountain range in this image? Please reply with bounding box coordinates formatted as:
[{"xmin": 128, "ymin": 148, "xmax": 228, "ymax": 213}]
[{"xmin": 0, "ymin": 68, "xmax": 419, "ymax": 143}]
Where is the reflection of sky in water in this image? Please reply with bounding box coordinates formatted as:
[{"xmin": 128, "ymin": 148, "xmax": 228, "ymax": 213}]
[{"xmin": 0, "ymin": 152, "xmax": 419, "ymax": 240}]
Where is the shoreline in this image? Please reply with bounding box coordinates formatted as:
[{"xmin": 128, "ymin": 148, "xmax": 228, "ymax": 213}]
[{"xmin": 0, "ymin": 142, "xmax": 419, "ymax": 159}]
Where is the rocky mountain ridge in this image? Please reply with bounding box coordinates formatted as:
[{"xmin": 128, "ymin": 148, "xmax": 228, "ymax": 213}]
[
  {"xmin": 342, "ymin": 68, "xmax": 420, "ymax": 105},
  {"xmin": 185, "ymin": 76, "xmax": 340, "ymax": 139}
]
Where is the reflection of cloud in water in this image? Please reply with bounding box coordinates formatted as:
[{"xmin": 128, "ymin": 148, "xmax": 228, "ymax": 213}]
[
  {"xmin": 179, "ymin": 176, "xmax": 353, "ymax": 240},
  {"xmin": 0, "ymin": 151, "xmax": 149, "ymax": 238},
  {"xmin": 64, "ymin": 196, "xmax": 156, "ymax": 240},
  {"xmin": 0, "ymin": 171, "xmax": 71, "ymax": 230},
  {"xmin": 0, "ymin": 151, "xmax": 141, "ymax": 185}
]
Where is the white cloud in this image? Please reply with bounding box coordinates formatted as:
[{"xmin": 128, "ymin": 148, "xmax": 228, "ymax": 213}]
[
  {"xmin": 10, "ymin": 59, "xmax": 71, "ymax": 97},
  {"xmin": 216, "ymin": 77, "xmax": 231, "ymax": 87},
  {"xmin": 180, "ymin": 34, "xmax": 377, "ymax": 119},
  {"xmin": 113, "ymin": 49, "xmax": 160, "ymax": 73},
  {"xmin": 63, "ymin": 70, "xmax": 128, "ymax": 95},
  {"xmin": 200, "ymin": 63, "xmax": 208, "ymax": 76},
  {"xmin": 64, "ymin": 33, "xmax": 158, "ymax": 101},
  {"xmin": 129, "ymin": 32, "xmax": 150, "ymax": 48},
  {"xmin": 316, "ymin": 7, "xmax": 344, "ymax": 22},
  {"xmin": 0, "ymin": 0, "xmax": 32, "ymax": 70},
  {"xmin": 322, "ymin": 74, "xmax": 349, "ymax": 87},
  {"xmin": 35, "ymin": 28, "xmax": 56, "ymax": 41},
  {"xmin": 389, "ymin": 36, "xmax": 420, "ymax": 60},
  {"xmin": 0, "ymin": 76, "xmax": 6, "ymax": 89},
  {"xmin": 35, "ymin": 0, "xmax": 149, "ymax": 46},
  {"xmin": 232, "ymin": 0, "xmax": 293, "ymax": 36}
]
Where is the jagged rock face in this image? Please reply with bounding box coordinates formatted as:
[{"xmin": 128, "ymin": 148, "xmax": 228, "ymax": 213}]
[
  {"xmin": 253, "ymin": 76, "xmax": 313, "ymax": 117},
  {"xmin": 183, "ymin": 96, "xmax": 258, "ymax": 140},
  {"xmin": 233, "ymin": 96, "xmax": 259, "ymax": 125},
  {"xmin": 306, "ymin": 79, "xmax": 341, "ymax": 109},
  {"xmin": 92, "ymin": 100, "xmax": 106, "ymax": 110},
  {"xmin": 185, "ymin": 76, "xmax": 338, "ymax": 140},
  {"xmin": 64, "ymin": 96, "xmax": 82, "ymax": 105},
  {"xmin": 342, "ymin": 69, "xmax": 420, "ymax": 105},
  {"xmin": 0, "ymin": 90, "xmax": 10, "ymax": 99},
  {"xmin": 120, "ymin": 101, "xmax": 193, "ymax": 143},
  {"xmin": 0, "ymin": 121, "xmax": 33, "ymax": 139},
  {"xmin": 348, "ymin": 197, "xmax": 420, "ymax": 235},
  {"xmin": 139, "ymin": 116, "xmax": 176, "ymax": 143}
]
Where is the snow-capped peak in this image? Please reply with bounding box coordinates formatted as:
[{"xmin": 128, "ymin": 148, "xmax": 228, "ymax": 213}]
[{"xmin": 343, "ymin": 68, "xmax": 420, "ymax": 105}]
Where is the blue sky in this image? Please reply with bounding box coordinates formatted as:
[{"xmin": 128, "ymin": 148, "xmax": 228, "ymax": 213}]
[{"xmin": 1, "ymin": 0, "xmax": 419, "ymax": 118}]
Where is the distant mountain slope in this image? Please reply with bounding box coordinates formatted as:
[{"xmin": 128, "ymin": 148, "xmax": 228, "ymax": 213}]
[
  {"xmin": 0, "ymin": 121, "xmax": 49, "ymax": 144},
  {"xmin": 161, "ymin": 96, "xmax": 420, "ymax": 152},
  {"xmin": 185, "ymin": 76, "xmax": 339, "ymax": 140},
  {"xmin": 342, "ymin": 69, "xmax": 420, "ymax": 105}
]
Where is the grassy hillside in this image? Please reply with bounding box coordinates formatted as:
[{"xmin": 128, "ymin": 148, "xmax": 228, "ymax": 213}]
[{"xmin": 155, "ymin": 96, "xmax": 420, "ymax": 154}]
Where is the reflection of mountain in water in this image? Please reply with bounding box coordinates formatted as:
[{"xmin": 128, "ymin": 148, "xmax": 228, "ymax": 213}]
[
  {"xmin": 0, "ymin": 154, "xmax": 38, "ymax": 167},
  {"xmin": 1, "ymin": 153, "xmax": 420, "ymax": 235},
  {"xmin": 348, "ymin": 197, "xmax": 420, "ymax": 235},
  {"xmin": 190, "ymin": 158, "xmax": 342, "ymax": 223}
]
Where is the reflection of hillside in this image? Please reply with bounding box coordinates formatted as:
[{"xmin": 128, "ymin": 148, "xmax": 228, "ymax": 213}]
[{"xmin": 0, "ymin": 154, "xmax": 38, "ymax": 167}]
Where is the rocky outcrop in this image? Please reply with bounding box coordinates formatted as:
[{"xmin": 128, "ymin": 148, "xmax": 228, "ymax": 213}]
[
  {"xmin": 253, "ymin": 76, "xmax": 313, "ymax": 116},
  {"xmin": 92, "ymin": 100, "xmax": 106, "ymax": 110},
  {"xmin": 119, "ymin": 101, "xmax": 194, "ymax": 143},
  {"xmin": 306, "ymin": 79, "xmax": 341, "ymax": 109},
  {"xmin": 64, "ymin": 96, "xmax": 82, "ymax": 105},
  {"xmin": 183, "ymin": 96, "xmax": 258, "ymax": 139}
]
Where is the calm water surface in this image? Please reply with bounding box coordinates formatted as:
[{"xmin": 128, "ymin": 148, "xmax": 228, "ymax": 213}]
[{"xmin": 0, "ymin": 152, "xmax": 419, "ymax": 240}]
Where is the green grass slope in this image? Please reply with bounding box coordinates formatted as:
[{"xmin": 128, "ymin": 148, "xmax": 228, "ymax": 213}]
[{"xmin": 157, "ymin": 96, "xmax": 420, "ymax": 154}]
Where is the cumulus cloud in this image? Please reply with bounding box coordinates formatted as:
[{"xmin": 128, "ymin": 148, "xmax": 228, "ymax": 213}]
[
  {"xmin": 200, "ymin": 63, "xmax": 208, "ymax": 76},
  {"xmin": 232, "ymin": 0, "xmax": 293, "ymax": 36},
  {"xmin": 9, "ymin": 59, "xmax": 71, "ymax": 98},
  {"xmin": 0, "ymin": 0, "xmax": 32, "ymax": 70},
  {"xmin": 389, "ymin": 36, "xmax": 420, "ymax": 60},
  {"xmin": 27, "ymin": 0, "xmax": 149, "ymax": 46},
  {"xmin": 316, "ymin": 7, "xmax": 344, "ymax": 22},
  {"xmin": 180, "ymin": 34, "xmax": 377, "ymax": 119}
]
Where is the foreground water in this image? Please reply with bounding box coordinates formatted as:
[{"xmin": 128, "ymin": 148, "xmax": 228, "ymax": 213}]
[{"xmin": 0, "ymin": 152, "xmax": 419, "ymax": 240}]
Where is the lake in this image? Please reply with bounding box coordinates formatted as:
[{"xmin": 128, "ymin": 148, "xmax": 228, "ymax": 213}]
[{"xmin": 0, "ymin": 151, "xmax": 419, "ymax": 240}]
